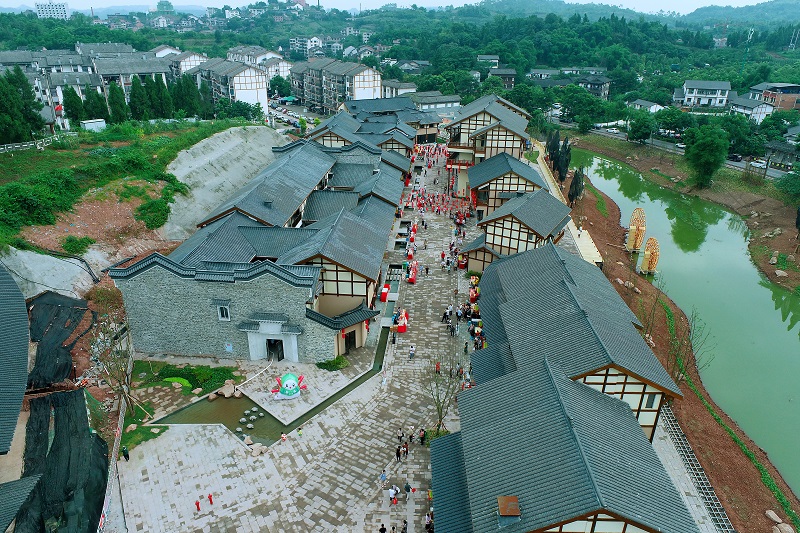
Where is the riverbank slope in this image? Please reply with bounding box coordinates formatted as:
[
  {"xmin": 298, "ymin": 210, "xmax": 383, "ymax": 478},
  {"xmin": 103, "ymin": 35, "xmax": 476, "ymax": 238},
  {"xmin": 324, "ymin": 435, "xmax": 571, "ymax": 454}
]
[
  {"xmin": 572, "ymin": 133, "xmax": 799, "ymax": 294},
  {"xmin": 558, "ymin": 158, "xmax": 800, "ymax": 532}
]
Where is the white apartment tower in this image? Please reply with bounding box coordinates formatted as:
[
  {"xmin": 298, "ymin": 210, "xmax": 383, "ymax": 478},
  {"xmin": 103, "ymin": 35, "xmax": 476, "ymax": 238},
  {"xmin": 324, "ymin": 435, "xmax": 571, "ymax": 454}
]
[{"xmin": 36, "ymin": 0, "xmax": 69, "ymax": 19}]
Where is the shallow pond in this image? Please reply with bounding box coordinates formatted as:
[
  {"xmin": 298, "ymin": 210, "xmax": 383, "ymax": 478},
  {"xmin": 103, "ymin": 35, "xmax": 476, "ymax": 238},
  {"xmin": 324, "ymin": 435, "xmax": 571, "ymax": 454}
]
[{"xmin": 573, "ymin": 149, "xmax": 800, "ymax": 495}]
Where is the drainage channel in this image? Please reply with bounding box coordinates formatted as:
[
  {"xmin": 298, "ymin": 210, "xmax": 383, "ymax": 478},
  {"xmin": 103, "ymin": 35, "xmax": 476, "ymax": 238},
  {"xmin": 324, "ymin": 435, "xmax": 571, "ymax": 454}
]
[{"xmin": 660, "ymin": 405, "xmax": 736, "ymax": 533}]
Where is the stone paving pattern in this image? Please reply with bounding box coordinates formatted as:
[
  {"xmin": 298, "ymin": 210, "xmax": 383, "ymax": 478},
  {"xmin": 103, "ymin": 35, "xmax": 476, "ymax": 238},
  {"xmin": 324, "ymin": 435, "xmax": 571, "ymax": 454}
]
[{"xmin": 112, "ymin": 155, "xmax": 722, "ymax": 533}]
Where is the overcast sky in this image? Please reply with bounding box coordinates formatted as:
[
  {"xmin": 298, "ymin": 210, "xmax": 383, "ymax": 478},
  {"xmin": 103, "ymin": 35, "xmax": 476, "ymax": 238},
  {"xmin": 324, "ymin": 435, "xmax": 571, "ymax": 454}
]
[{"xmin": 1, "ymin": 0, "xmax": 761, "ymax": 16}]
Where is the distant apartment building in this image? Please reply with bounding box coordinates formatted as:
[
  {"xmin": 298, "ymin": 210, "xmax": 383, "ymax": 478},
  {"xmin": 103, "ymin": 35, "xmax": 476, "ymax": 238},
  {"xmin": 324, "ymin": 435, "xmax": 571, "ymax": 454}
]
[
  {"xmin": 382, "ymin": 79, "xmax": 416, "ymax": 99},
  {"xmin": 577, "ymin": 74, "xmax": 611, "ymax": 100},
  {"xmin": 290, "ymin": 36, "xmax": 323, "ymax": 57},
  {"xmin": 169, "ymin": 51, "xmax": 208, "ymax": 77},
  {"xmin": 36, "ymin": 1, "xmax": 69, "ymax": 19},
  {"xmin": 189, "ymin": 58, "xmax": 268, "ymax": 107},
  {"xmin": 151, "ymin": 44, "xmax": 182, "ymax": 58},
  {"xmin": 749, "ymin": 82, "xmax": 800, "ymax": 112},
  {"xmin": 227, "ymin": 45, "xmax": 281, "ymax": 66},
  {"xmin": 291, "ymin": 57, "xmax": 381, "ymax": 114},
  {"xmin": 476, "ymin": 54, "xmax": 500, "ymax": 68},
  {"xmin": 92, "ymin": 55, "xmax": 171, "ymax": 99},
  {"xmin": 488, "ymin": 67, "xmax": 516, "ymax": 90},
  {"xmin": 673, "ymin": 80, "xmax": 731, "ymax": 107}
]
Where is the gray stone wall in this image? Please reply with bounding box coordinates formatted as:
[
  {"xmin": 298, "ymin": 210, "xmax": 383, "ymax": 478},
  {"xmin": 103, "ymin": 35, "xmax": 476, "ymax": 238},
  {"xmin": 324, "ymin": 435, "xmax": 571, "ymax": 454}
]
[{"xmin": 115, "ymin": 266, "xmax": 336, "ymax": 363}]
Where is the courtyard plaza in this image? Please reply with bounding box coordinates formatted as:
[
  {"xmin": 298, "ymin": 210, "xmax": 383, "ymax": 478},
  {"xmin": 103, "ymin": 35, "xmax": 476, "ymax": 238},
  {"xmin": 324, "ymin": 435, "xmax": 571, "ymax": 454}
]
[{"xmin": 107, "ymin": 155, "xmax": 718, "ymax": 533}]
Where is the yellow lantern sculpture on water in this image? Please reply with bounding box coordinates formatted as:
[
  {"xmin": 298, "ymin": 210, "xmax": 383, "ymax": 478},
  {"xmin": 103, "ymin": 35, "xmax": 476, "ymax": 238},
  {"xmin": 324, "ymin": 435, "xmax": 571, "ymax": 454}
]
[
  {"xmin": 626, "ymin": 208, "xmax": 646, "ymax": 252},
  {"xmin": 641, "ymin": 237, "xmax": 660, "ymax": 274}
]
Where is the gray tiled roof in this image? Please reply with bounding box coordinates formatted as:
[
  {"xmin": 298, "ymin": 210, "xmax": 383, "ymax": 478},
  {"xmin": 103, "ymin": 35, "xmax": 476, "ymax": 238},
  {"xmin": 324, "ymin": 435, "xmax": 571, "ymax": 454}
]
[
  {"xmin": 479, "ymin": 189, "xmax": 570, "ymax": 238},
  {"xmin": 305, "ymin": 301, "xmax": 379, "ymax": 330},
  {"xmin": 470, "ymin": 342, "xmax": 515, "ymax": 385},
  {"xmin": 380, "ymin": 149, "xmax": 412, "ymax": 173},
  {"xmin": 238, "ymin": 227, "xmax": 318, "ymax": 258},
  {"xmin": 684, "ymin": 79, "xmax": 731, "ymax": 90},
  {"xmin": 93, "ymin": 56, "xmax": 171, "ymax": 75},
  {"xmin": 277, "ymin": 209, "xmax": 389, "ymax": 280},
  {"xmin": 730, "ymin": 96, "xmax": 772, "ymax": 109},
  {"xmin": 170, "ymin": 212, "xmax": 263, "ymax": 267},
  {"xmin": 353, "ymin": 169, "xmax": 404, "ymax": 206},
  {"xmin": 442, "ymin": 360, "xmax": 699, "ymax": 533},
  {"xmin": 328, "ymin": 162, "xmax": 376, "ymax": 189},
  {"xmin": 351, "ymin": 195, "xmax": 397, "ymax": 231},
  {"xmin": 250, "ymin": 312, "xmax": 289, "ymax": 322},
  {"xmin": 341, "ymin": 96, "xmax": 416, "ymax": 115},
  {"xmin": 200, "ymin": 142, "xmax": 336, "ymax": 227},
  {"xmin": 109, "ymin": 253, "xmax": 320, "ymax": 288},
  {"xmin": 0, "ymin": 264, "xmax": 29, "ymax": 454},
  {"xmin": 0, "ymin": 475, "xmax": 42, "ymax": 531},
  {"xmin": 468, "ymin": 152, "xmax": 548, "ymax": 190},
  {"xmin": 450, "ymin": 94, "xmax": 529, "ymax": 137},
  {"xmin": 429, "ymin": 432, "xmax": 473, "ymax": 533},
  {"xmin": 303, "ymin": 190, "xmax": 360, "ymax": 221},
  {"xmin": 478, "ymin": 244, "xmax": 680, "ymax": 396}
]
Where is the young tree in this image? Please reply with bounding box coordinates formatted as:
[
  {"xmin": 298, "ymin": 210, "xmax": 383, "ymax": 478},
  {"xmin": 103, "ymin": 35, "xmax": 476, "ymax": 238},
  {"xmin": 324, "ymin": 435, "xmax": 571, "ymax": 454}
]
[
  {"xmin": 171, "ymin": 74, "xmax": 201, "ymax": 117},
  {"xmin": 144, "ymin": 76, "xmax": 160, "ymax": 118},
  {"xmin": 683, "ymin": 125, "xmax": 729, "ymax": 188},
  {"xmin": 627, "ymin": 110, "xmax": 656, "ymax": 144},
  {"xmin": 568, "ymin": 166, "xmax": 585, "ymax": 207},
  {"xmin": 129, "ymin": 76, "xmax": 150, "ymax": 120},
  {"xmin": 62, "ymin": 85, "xmax": 85, "ymax": 125},
  {"xmin": 83, "ymin": 88, "xmax": 110, "ymax": 121},
  {"xmin": 556, "ymin": 137, "xmax": 571, "ymax": 188},
  {"xmin": 199, "ymin": 80, "xmax": 215, "ymax": 119},
  {"xmin": 422, "ymin": 355, "xmax": 464, "ymax": 433},
  {"xmin": 107, "ymin": 82, "xmax": 130, "ymax": 124},
  {"xmin": 269, "ymin": 75, "xmax": 291, "ymax": 97}
]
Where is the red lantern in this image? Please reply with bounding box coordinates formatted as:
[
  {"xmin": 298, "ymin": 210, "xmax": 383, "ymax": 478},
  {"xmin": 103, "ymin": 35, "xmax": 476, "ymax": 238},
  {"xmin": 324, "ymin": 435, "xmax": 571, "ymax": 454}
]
[
  {"xmin": 341, "ymin": 329, "xmax": 346, "ymax": 339},
  {"xmin": 365, "ymin": 319, "xmax": 370, "ymax": 332}
]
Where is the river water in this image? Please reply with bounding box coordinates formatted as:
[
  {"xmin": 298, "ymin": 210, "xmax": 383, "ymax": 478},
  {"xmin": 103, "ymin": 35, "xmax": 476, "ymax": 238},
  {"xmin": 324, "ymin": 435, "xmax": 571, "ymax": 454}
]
[{"xmin": 572, "ymin": 149, "xmax": 800, "ymax": 496}]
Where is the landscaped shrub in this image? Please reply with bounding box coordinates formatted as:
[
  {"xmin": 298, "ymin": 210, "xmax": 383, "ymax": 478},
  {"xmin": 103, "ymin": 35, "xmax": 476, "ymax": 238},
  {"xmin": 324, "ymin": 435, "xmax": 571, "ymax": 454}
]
[
  {"xmin": 62, "ymin": 235, "xmax": 96, "ymax": 255},
  {"xmin": 163, "ymin": 377, "xmax": 192, "ymax": 388},
  {"xmin": 316, "ymin": 356, "xmax": 350, "ymax": 371},
  {"xmin": 135, "ymin": 198, "xmax": 170, "ymax": 229},
  {"xmin": 156, "ymin": 364, "xmax": 237, "ymax": 393}
]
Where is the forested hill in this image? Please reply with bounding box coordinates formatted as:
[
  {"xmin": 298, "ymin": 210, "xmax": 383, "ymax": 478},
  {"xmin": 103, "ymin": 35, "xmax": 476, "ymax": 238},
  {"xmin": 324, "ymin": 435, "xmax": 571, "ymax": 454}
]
[
  {"xmin": 474, "ymin": 0, "xmax": 658, "ymax": 22},
  {"xmin": 472, "ymin": 0, "xmax": 800, "ymax": 28},
  {"xmin": 681, "ymin": 0, "xmax": 800, "ymax": 27}
]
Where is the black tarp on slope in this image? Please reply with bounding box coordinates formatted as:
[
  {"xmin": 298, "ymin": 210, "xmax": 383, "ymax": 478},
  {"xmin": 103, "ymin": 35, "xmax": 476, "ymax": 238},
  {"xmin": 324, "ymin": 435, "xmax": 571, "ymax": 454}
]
[
  {"xmin": 27, "ymin": 291, "xmax": 95, "ymax": 389},
  {"xmin": 15, "ymin": 390, "xmax": 108, "ymax": 533}
]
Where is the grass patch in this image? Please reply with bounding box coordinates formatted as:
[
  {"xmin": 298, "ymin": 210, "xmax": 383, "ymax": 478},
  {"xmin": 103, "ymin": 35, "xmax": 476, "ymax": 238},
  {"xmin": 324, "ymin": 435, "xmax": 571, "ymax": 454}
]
[
  {"xmin": 524, "ymin": 150, "xmax": 539, "ymax": 163},
  {"xmin": 659, "ymin": 300, "xmax": 800, "ymax": 532},
  {"xmin": 0, "ymin": 119, "xmax": 244, "ymax": 250},
  {"xmin": 131, "ymin": 360, "xmax": 241, "ymax": 393},
  {"xmin": 164, "ymin": 376, "xmax": 192, "ymax": 388},
  {"xmin": 585, "ymin": 183, "xmax": 608, "ymax": 217},
  {"xmin": 316, "ymin": 355, "xmax": 350, "ymax": 371},
  {"xmin": 424, "ymin": 428, "xmax": 450, "ymax": 447},
  {"xmin": 62, "ymin": 235, "xmax": 95, "ymax": 255},
  {"xmin": 120, "ymin": 401, "xmax": 167, "ymax": 452},
  {"xmin": 117, "ymin": 183, "xmax": 151, "ymax": 202}
]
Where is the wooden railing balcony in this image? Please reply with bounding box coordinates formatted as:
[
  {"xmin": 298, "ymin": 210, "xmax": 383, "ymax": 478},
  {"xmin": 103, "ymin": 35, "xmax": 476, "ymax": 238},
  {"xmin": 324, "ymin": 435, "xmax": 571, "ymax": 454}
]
[{"xmin": 446, "ymin": 159, "xmax": 475, "ymax": 169}]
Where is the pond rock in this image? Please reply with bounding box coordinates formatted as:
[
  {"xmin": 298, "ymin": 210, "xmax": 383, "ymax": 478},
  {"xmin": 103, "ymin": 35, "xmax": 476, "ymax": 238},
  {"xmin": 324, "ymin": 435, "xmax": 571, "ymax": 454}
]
[
  {"xmin": 788, "ymin": 255, "xmax": 796, "ymax": 262},
  {"xmin": 234, "ymin": 390, "xmax": 243, "ymax": 398},
  {"xmin": 208, "ymin": 393, "xmax": 218, "ymax": 401},
  {"xmin": 192, "ymin": 388, "xmax": 203, "ymax": 395},
  {"xmin": 769, "ymin": 256, "xmax": 778, "ymax": 265},
  {"xmin": 247, "ymin": 423, "xmax": 254, "ymax": 429},
  {"xmin": 766, "ymin": 510, "xmax": 782, "ymax": 524},
  {"xmin": 249, "ymin": 416, "xmax": 257, "ymax": 421},
  {"xmin": 125, "ymin": 424, "xmax": 137, "ymax": 433},
  {"xmin": 151, "ymin": 428, "xmax": 161, "ymax": 434},
  {"xmin": 239, "ymin": 418, "xmax": 247, "ymax": 423},
  {"xmin": 171, "ymin": 382, "xmax": 183, "ymax": 389},
  {"xmin": 775, "ymin": 270, "xmax": 789, "ymax": 277},
  {"xmin": 259, "ymin": 412, "xmax": 265, "ymax": 417},
  {"xmin": 244, "ymin": 436, "xmax": 253, "ymax": 445},
  {"xmin": 777, "ymin": 523, "xmax": 795, "ymax": 533}
]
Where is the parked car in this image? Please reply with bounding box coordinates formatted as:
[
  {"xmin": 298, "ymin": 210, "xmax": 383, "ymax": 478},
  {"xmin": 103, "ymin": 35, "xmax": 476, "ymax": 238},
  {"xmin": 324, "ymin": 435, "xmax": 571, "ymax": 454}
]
[
  {"xmin": 606, "ymin": 128, "xmax": 620, "ymax": 134},
  {"xmin": 727, "ymin": 153, "xmax": 743, "ymax": 162},
  {"xmin": 675, "ymin": 143, "xmax": 686, "ymax": 149}
]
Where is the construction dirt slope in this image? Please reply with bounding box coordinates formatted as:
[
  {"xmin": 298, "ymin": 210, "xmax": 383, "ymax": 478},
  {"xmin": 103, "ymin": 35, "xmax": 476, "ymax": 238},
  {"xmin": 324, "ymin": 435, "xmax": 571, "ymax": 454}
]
[{"xmin": 160, "ymin": 125, "xmax": 289, "ymax": 240}]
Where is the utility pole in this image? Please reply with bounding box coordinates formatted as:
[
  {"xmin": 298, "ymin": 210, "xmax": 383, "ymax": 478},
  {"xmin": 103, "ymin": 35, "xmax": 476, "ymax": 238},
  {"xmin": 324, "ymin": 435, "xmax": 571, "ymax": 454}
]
[{"xmin": 738, "ymin": 27, "xmax": 755, "ymax": 75}]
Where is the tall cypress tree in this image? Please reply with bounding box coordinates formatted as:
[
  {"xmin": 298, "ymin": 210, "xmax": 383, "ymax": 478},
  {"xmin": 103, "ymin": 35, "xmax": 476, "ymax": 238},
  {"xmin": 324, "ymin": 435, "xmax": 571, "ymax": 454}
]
[
  {"xmin": 62, "ymin": 86, "xmax": 85, "ymax": 126},
  {"xmin": 144, "ymin": 76, "xmax": 160, "ymax": 118},
  {"xmin": 107, "ymin": 82, "xmax": 129, "ymax": 124},
  {"xmin": 5, "ymin": 65, "xmax": 44, "ymax": 133},
  {"xmin": 568, "ymin": 167, "xmax": 585, "ymax": 207},
  {"xmin": 129, "ymin": 76, "xmax": 150, "ymax": 120},
  {"xmin": 0, "ymin": 76, "xmax": 28, "ymax": 143},
  {"xmin": 155, "ymin": 77, "xmax": 173, "ymax": 119},
  {"xmin": 83, "ymin": 88, "xmax": 109, "ymax": 122}
]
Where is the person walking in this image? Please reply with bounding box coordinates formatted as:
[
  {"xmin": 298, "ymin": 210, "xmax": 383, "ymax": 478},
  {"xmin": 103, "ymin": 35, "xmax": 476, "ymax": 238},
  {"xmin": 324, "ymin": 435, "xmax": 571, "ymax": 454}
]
[
  {"xmin": 419, "ymin": 428, "xmax": 426, "ymax": 446},
  {"xmin": 380, "ymin": 524, "xmax": 387, "ymax": 533},
  {"xmin": 464, "ymin": 341, "xmax": 469, "ymax": 356},
  {"xmin": 409, "ymin": 345, "xmax": 416, "ymax": 359},
  {"xmin": 388, "ymin": 485, "xmax": 396, "ymax": 503},
  {"xmin": 121, "ymin": 446, "xmax": 129, "ymax": 461},
  {"xmin": 402, "ymin": 441, "xmax": 409, "ymax": 458},
  {"xmin": 397, "ymin": 427, "xmax": 405, "ymax": 442},
  {"xmin": 396, "ymin": 445, "xmax": 402, "ymax": 462},
  {"xmin": 404, "ymin": 481, "xmax": 412, "ymax": 501}
]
